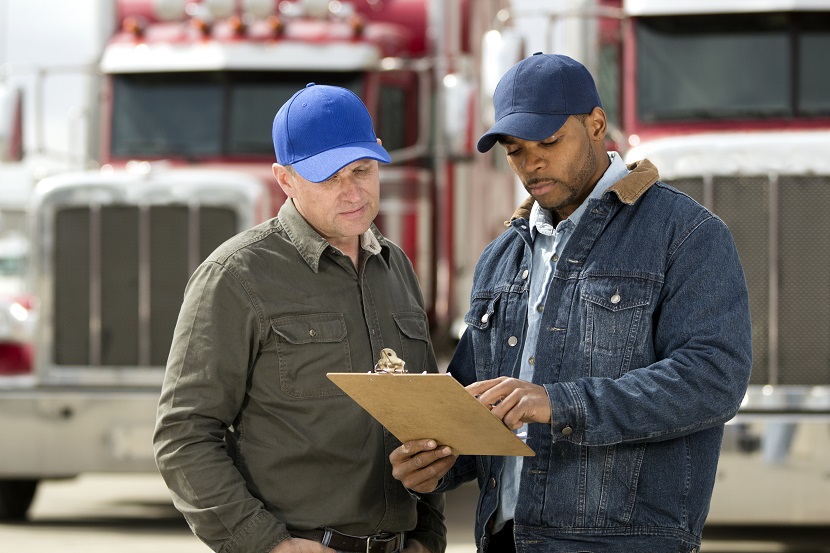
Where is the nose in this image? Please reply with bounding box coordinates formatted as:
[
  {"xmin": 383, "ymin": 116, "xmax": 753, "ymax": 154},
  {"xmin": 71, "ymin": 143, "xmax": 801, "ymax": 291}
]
[
  {"xmin": 340, "ymin": 174, "xmax": 363, "ymax": 201},
  {"xmin": 519, "ymin": 146, "xmax": 547, "ymax": 174}
]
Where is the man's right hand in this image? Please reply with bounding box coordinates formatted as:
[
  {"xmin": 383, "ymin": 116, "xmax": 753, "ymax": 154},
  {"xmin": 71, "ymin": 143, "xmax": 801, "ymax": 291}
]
[
  {"xmin": 269, "ymin": 538, "xmax": 336, "ymax": 552},
  {"xmin": 389, "ymin": 439, "xmax": 457, "ymax": 493}
]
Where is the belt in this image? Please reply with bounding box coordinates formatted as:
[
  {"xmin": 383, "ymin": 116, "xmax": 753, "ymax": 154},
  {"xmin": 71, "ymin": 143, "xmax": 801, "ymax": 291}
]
[{"xmin": 290, "ymin": 528, "xmax": 404, "ymax": 553}]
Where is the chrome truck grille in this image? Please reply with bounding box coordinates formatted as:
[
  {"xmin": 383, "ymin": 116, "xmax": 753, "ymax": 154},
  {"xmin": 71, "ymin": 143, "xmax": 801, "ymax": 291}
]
[
  {"xmin": 671, "ymin": 174, "xmax": 830, "ymax": 386},
  {"xmin": 53, "ymin": 205, "xmax": 236, "ymax": 367},
  {"xmin": 32, "ymin": 170, "xmax": 267, "ymax": 383}
]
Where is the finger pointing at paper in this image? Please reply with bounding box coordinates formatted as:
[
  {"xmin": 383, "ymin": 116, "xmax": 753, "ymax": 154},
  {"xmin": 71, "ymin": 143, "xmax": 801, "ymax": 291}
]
[{"xmin": 466, "ymin": 377, "xmax": 552, "ymax": 430}]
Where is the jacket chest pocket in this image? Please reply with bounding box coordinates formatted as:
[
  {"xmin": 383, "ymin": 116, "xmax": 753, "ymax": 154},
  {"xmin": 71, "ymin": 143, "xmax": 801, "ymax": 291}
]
[
  {"xmin": 464, "ymin": 294, "xmax": 504, "ymax": 380},
  {"xmin": 271, "ymin": 313, "xmax": 350, "ymax": 399},
  {"xmin": 581, "ymin": 278, "xmax": 654, "ymax": 377}
]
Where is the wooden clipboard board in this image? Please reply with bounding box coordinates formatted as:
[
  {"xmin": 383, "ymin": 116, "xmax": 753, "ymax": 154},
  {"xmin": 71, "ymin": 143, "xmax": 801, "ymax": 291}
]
[{"xmin": 327, "ymin": 372, "xmax": 535, "ymax": 456}]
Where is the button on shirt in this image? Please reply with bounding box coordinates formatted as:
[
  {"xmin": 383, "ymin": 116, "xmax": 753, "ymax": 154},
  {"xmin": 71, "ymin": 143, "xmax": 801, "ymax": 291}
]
[{"xmin": 495, "ymin": 152, "xmax": 629, "ymax": 531}]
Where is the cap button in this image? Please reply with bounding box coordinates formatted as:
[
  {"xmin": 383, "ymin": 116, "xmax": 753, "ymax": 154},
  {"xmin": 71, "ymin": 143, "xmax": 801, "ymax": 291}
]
[
  {"xmin": 533, "ymin": 51, "xmax": 543, "ymax": 56},
  {"xmin": 305, "ymin": 82, "xmax": 316, "ymax": 87}
]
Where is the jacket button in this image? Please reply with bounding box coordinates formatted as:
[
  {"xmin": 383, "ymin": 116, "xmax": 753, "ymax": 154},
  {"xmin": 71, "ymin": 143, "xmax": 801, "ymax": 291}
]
[
  {"xmin": 489, "ymin": 478, "xmax": 497, "ymax": 488},
  {"xmin": 562, "ymin": 425, "xmax": 573, "ymax": 436},
  {"xmin": 521, "ymin": 269, "xmax": 529, "ymax": 279},
  {"xmin": 507, "ymin": 336, "xmax": 518, "ymax": 347},
  {"xmin": 481, "ymin": 313, "xmax": 489, "ymax": 323}
]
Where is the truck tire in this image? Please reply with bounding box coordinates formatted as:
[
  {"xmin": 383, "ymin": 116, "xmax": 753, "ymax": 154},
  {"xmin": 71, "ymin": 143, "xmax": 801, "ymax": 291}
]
[{"xmin": 0, "ymin": 479, "xmax": 39, "ymax": 520}]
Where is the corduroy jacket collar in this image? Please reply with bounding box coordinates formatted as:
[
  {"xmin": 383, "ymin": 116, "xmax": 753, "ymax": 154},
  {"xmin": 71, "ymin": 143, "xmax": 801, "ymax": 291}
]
[{"xmin": 506, "ymin": 158, "xmax": 660, "ymax": 225}]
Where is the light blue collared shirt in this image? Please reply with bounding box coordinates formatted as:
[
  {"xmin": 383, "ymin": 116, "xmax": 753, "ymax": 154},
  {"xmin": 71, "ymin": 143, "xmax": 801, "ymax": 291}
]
[{"xmin": 494, "ymin": 152, "xmax": 629, "ymax": 532}]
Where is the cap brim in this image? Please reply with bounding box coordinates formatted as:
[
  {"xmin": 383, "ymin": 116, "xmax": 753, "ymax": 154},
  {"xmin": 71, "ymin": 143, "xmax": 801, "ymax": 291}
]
[
  {"xmin": 477, "ymin": 112, "xmax": 569, "ymax": 153},
  {"xmin": 292, "ymin": 142, "xmax": 392, "ymax": 183}
]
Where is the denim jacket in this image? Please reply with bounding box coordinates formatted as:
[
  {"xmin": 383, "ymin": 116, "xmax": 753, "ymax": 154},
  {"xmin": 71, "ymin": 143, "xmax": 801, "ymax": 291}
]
[{"xmin": 441, "ymin": 160, "xmax": 752, "ymax": 553}]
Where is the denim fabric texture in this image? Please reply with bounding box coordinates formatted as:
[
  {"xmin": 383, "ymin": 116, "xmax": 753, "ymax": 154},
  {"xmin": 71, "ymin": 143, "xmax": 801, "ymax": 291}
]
[{"xmin": 440, "ymin": 160, "xmax": 752, "ymax": 553}]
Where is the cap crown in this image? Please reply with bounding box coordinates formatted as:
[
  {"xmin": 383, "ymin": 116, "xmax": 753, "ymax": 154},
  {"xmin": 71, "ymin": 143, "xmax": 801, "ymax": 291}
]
[
  {"xmin": 477, "ymin": 53, "xmax": 602, "ymax": 152},
  {"xmin": 272, "ymin": 83, "xmax": 390, "ymax": 182},
  {"xmin": 494, "ymin": 53, "xmax": 601, "ymax": 121}
]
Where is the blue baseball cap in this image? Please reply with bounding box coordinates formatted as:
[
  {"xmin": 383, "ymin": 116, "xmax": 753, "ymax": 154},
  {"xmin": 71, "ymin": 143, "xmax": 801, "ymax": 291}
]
[
  {"xmin": 477, "ymin": 53, "xmax": 602, "ymax": 153},
  {"xmin": 272, "ymin": 83, "xmax": 391, "ymax": 183}
]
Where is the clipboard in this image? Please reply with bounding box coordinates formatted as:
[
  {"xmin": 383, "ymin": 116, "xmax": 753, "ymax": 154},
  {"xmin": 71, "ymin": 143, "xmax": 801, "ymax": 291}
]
[{"xmin": 327, "ymin": 372, "xmax": 535, "ymax": 456}]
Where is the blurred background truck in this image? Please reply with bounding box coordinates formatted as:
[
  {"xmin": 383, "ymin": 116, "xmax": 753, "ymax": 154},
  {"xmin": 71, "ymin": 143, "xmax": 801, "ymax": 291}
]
[
  {"xmin": 0, "ymin": 0, "xmax": 828, "ymax": 527},
  {"xmin": 0, "ymin": 0, "xmax": 516, "ymax": 519}
]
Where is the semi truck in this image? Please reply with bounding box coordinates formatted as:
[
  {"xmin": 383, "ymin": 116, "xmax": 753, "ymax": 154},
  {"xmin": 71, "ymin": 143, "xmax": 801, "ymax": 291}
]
[
  {"xmin": 601, "ymin": 0, "xmax": 830, "ymax": 524},
  {"xmin": 3, "ymin": 0, "xmax": 829, "ymax": 528},
  {"xmin": 0, "ymin": 0, "xmax": 516, "ymax": 519}
]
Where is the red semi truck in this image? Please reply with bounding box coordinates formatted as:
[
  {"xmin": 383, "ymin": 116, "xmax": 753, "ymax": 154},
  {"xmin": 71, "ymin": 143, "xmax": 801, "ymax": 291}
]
[{"xmin": 0, "ymin": 0, "xmax": 515, "ymax": 519}]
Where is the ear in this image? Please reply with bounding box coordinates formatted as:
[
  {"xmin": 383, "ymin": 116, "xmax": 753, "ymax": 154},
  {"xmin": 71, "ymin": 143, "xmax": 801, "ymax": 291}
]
[
  {"xmin": 273, "ymin": 163, "xmax": 297, "ymax": 198},
  {"xmin": 587, "ymin": 107, "xmax": 607, "ymax": 142}
]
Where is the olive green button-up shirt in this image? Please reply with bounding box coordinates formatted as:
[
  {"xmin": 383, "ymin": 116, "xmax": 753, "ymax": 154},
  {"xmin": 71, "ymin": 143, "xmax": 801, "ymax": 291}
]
[{"xmin": 154, "ymin": 199, "xmax": 445, "ymax": 553}]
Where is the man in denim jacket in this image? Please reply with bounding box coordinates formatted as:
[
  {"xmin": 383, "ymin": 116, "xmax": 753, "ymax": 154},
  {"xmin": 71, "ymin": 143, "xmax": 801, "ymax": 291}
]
[{"xmin": 389, "ymin": 54, "xmax": 752, "ymax": 552}]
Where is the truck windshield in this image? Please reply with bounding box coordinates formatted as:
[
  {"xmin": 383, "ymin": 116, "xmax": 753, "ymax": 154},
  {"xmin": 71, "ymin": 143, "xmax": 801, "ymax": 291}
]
[
  {"xmin": 110, "ymin": 71, "xmax": 363, "ymax": 159},
  {"xmin": 636, "ymin": 12, "xmax": 830, "ymax": 122}
]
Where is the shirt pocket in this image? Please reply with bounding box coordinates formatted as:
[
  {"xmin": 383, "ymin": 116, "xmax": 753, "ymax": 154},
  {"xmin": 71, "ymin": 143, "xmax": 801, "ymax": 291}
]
[
  {"xmin": 581, "ymin": 277, "xmax": 653, "ymax": 377},
  {"xmin": 392, "ymin": 311, "xmax": 430, "ymax": 373},
  {"xmin": 271, "ymin": 313, "xmax": 350, "ymax": 399}
]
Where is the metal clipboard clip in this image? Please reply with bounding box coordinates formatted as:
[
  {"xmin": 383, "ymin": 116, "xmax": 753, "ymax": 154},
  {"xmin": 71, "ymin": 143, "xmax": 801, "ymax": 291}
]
[{"xmin": 373, "ymin": 348, "xmax": 407, "ymax": 374}]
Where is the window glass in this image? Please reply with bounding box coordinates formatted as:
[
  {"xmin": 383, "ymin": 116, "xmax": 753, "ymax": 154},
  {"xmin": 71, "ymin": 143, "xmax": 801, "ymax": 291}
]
[
  {"xmin": 111, "ymin": 72, "xmax": 364, "ymax": 159},
  {"xmin": 112, "ymin": 73, "xmax": 223, "ymax": 157},
  {"xmin": 798, "ymin": 14, "xmax": 830, "ymax": 115},
  {"xmin": 636, "ymin": 13, "xmax": 790, "ymax": 122},
  {"xmin": 377, "ymin": 85, "xmax": 408, "ymax": 152}
]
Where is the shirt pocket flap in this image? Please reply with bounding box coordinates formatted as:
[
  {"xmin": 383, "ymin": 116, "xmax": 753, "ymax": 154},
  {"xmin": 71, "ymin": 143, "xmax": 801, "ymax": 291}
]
[
  {"xmin": 271, "ymin": 313, "xmax": 347, "ymax": 344},
  {"xmin": 464, "ymin": 295, "xmax": 498, "ymax": 330},
  {"xmin": 581, "ymin": 279, "xmax": 652, "ymax": 312},
  {"xmin": 392, "ymin": 312, "xmax": 430, "ymax": 342}
]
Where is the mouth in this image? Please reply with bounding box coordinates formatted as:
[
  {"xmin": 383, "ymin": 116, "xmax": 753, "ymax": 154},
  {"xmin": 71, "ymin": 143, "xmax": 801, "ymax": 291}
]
[
  {"xmin": 526, "ymin": 179, "xmax": 557, "ymax": 193},
  {"xmin": 341, "ymin": 205, "xmax": 367, "ymax": 217}
]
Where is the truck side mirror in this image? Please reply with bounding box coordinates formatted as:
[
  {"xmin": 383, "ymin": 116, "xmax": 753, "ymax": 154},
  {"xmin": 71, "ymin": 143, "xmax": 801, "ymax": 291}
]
[{"xmin": 0, "ymin": 84, "xmax": 23, "ymax": 163}]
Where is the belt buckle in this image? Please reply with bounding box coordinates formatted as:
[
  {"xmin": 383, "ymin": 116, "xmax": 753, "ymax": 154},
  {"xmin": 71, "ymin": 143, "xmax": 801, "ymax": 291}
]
[{"xmin": 366, "ymin": 533, "xmax": 397, "ymax": 553}]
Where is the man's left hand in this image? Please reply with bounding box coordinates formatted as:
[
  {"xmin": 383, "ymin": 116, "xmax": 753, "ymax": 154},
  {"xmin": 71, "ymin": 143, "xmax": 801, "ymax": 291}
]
[{"xmin": 466, "ymin": 376, "xmax": 551, "ymax": 430}]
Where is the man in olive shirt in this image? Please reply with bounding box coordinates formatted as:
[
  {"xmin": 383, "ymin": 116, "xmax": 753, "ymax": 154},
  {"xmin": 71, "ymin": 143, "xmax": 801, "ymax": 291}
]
[{"xmin": 153, "ymin": 84, "xmax": 445, "ymax": 553}]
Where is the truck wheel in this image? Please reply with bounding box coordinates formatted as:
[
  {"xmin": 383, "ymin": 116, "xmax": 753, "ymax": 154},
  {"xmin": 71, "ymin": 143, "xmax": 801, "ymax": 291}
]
[{"xmin": 0, "ymin": 479, "xmax": 39, "ymax": 520}]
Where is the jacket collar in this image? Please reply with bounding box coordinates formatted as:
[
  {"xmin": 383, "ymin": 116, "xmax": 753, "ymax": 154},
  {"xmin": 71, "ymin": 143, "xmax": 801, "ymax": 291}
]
[{"xmin": 506, "ymin": 158, "xmax": 660, "ymax": 225}]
